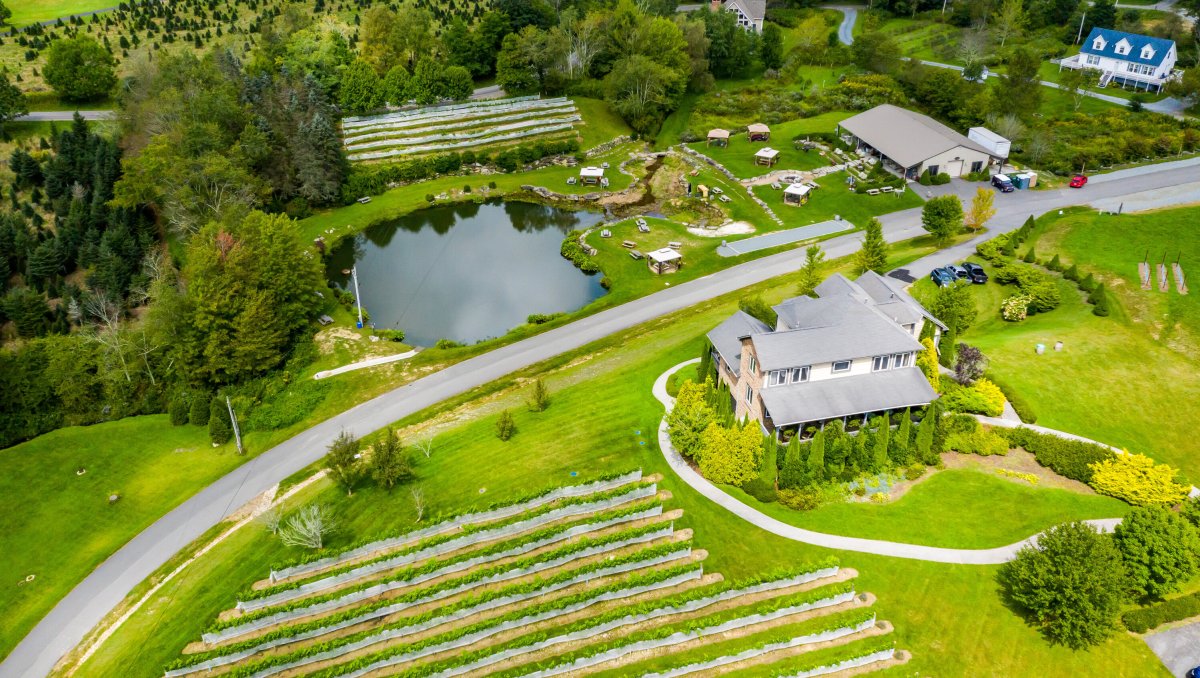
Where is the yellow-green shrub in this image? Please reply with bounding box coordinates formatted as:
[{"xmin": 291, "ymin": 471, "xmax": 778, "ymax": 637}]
[{"xmin": 1088, "ymin": 453, "xmax": 1189, "ymax": 506}]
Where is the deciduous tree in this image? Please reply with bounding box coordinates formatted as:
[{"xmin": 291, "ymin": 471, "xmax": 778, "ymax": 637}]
[
  {"xmin": 325, "ymin": 431, "xmax": 363, "ymax": 496},
  {"xmin": 1113, "ymin": 506, "xmax": 1200, "ymax": 599},
  {"xmin": 668, "ymin": 378, "xmax": 715, "ymax": 458},
  {"xmin": 0, "ymin": 71, "xmax": 27, "ymax": 132},
  {"xmin": 370, "ymin": 428, "xmax": 414, "ymax": 490},
  {"xmin": 998, "ymin": 521, "xmax": 1127, "ymax": 648},
  {"xmin": 965, "ymin": 187, "xmax": 995, "ymax": 232},
  {"xmin": 43, "ymin": 36, "xmax": 117, "ymax": 102},
  {"xmin": 921, "ymin": 195, "xmax": 963, "ymax": 246}
]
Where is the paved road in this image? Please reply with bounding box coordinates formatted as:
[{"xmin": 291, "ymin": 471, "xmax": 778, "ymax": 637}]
[
  {"xmin": 829, "ymin": 5, "xmax": 861, "ymax": 45},
  {"xmin": 14, "ymin": 110, "xmax": 115, "ymax": 122},
  {"xmin": 4, "ymin": 157, "xmax": 1200, "ymax": 678},
  {"xmin": 652, "ymin": 360, "xmax": 1122, "ymax": 564}
]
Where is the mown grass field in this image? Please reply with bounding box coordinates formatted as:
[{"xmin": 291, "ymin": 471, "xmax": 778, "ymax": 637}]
[
  {"xmin": 72, "ymin": 244, "xmax": 1167, "ymax": 677},
  {"xmin": 923, "ymin": 207, "xmax": 1200, "ymax": 482},
  {"xmin": 754, "ymin": 173, "xmax": 925, "ymax": 230},
  {"xmin": 5, "ymin": 0, "xmax": 114, "ymax": 27}
]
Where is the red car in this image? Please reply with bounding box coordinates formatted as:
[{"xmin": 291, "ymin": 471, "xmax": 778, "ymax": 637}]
[{"xmin": 1070, "ymin": 174, "xmax": 1088, "ymax": 188}]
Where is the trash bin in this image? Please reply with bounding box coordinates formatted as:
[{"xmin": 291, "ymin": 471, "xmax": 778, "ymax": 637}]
[{"xmin": 1035, "ymin": 343, "xmax": 1045, "ymax": 354}]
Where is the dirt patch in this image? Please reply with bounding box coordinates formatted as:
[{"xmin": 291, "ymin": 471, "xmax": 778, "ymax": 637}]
[
  {"xmin": 688, "ymin": 221, "xmax": 755, "ymax": 237},
  {"xmin": 940, "ymin": 448, "xmax": 1098, "ymax": 494}
]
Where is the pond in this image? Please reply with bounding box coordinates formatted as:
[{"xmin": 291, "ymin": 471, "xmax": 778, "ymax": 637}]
[{"xmin": 327, "ymin": 200, "xmax": 606, "ymax": 347}]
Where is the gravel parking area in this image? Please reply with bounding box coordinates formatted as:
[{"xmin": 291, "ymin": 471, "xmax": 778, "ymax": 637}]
[{"xmin": 1144, "ymin": 621, "xmax": 1200, "ymax": 677}]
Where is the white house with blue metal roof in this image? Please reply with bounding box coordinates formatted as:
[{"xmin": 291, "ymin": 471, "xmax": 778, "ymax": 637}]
[{"xmin": 1059, "ymin": 28, "xmax": 1178, "ymax": 93}]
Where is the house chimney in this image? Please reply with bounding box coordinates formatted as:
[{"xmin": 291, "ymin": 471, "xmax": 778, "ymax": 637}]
[{"xmin": 711, "ymin": 0, "xmax": 722, "ymax": 11}]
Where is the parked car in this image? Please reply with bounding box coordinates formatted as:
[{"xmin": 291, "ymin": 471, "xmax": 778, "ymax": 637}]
[
  {"xmin": 1187, "ymin": 666, "xmax": 1200, "ymax": 678},
  {"xmin": 991, "ymin": 174, "xmax": 1015, "ymax": 192},
  {"xmin": 1069, "ymin": 174, "xmax": 1088, "ymax": 188},
  {"xmin": 930, "ymin": 267, "xmax": 956, "ymax": 287},
  {"xmin": 962, "ymin": 262, "xmax": 988, "ymax": 283},
  {"xmin": 949, "ymin": 264, "xmax": 969, "ymax": 280}
]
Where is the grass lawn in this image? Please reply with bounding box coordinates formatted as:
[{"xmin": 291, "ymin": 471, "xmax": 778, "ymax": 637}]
[
  {"xmin": 877, "ymin": 18, "xmax": 962, "ymax": 63},
  {"xmin": 0, "ymin": 417, "xmax": 227, "ymax": 660},
  {"xmin": 687, "ymin": 138, "xmax": 830, "ymax": 178},
  {"xmin": 724, "ymin": 468, "xmax": 1129, "ymax": 549},
  {"xmin": 5, "ymin": 0, "xmax": 114, "ymax": 26},
  {"xmin": 917, "ymin": 207, "xmax": 1200, "ymax": 482},
  {"xmin": 75, "ymin": 246, "xmax": 1166, "ymax": 676},
  {"xmin": 573, "ymin": 97, "xmax": 633, "ymax": 150},
  {"xmin": 754, "ymin": 172, "xmax": 925, "ymax": 229}
]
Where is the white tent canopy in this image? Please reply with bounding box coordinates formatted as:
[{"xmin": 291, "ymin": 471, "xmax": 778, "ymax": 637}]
[{"xmin": 580, "ymin": 166, "xmax": 605, "ymax": 178}]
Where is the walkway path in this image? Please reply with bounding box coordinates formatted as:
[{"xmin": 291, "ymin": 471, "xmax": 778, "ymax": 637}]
[
  {"xmin": 5, "ymin": 144, "xmax": 1200, "ymax": 678},
  {"xmin": 651, "ymin": 359, "xmax": 1122, "ymax": 564},
  {"xmin": 14, "ymin": 110, "xmax": 115, "ymax": 122},
  {"xmin": 716, "ymin": 219, "xmax": 855, "ymax": 257},
  {"xmin": 313, "ymin": 349, "xmax": 419, "ymax": 380}
]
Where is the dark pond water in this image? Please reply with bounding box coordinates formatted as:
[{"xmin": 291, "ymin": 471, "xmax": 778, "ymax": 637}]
[{"xmin": 327, "ymin": 200, "xmax": 606, "ymax": 347}]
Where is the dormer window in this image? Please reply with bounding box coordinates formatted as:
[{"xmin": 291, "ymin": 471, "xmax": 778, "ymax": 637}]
[
  {"xmin": 1115, "ymin": 39, "xmax": 1131, "ymax": 55},
  {"xmin": 1141, "ymin": 46, "xmax": 1155, "ymax": 60},
  {"xmin": 1093, "ymin": 37, "xmax": 1106, "ymax": 50}
]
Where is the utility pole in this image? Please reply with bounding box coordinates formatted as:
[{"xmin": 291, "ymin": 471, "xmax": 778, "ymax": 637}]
[
  {"xmin": 1075, "ymin": 13, "xmax": 1086, "ymax": 45},
  {"xmin": 351, "ymin": 265, "xmax": 364, "ymax": 329},
  {"xmin": 226, "ymin": 396, "xmax": 244, "ymax": 455}
]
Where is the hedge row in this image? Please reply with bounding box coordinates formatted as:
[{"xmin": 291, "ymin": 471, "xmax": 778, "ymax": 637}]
[
  {"xmin": 213, "ymin": 501, "xmax": 665, "ymax": 633},
  {"xmin": 994, "ymin": 427, "xmax": 1115, "ymax": 483},
  {"xmin": 306, "ymin": 542, "xmax": 698, "ymax": 677},
  {"xmin": 217, "ymin": 561, "xmax": 701, "ymax": 678},
  {"xmin": 983, "ymin": 372, "xmax": 1037, "ymax": 424},
  {"xmin": 260, "ymin": 477, "xmax": 657, "ymax": 595},
  {"xmin": 270, "ymin": 469, "xmax": 641, "ymax": 574},
  {"xmin": 1122, "ymin": 591, "xmax": 1200, "ymax": 633}
]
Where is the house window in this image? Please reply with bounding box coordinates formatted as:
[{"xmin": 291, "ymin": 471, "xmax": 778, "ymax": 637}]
[
  {"xmin": 748, "ymin": 355, "xmax": 757, "ymax": 374},
  {"xmin": 791, "ymin": 366, "xmax": 810, "ymax": 383},
  {"xmin": 832, "ymin": 360, "xmax": 852, "ymax": 373},
  {"xmin": 1142, "ymin": 47, "xmax": 1155, "ymax": 60},
  {"xmin": 768, "ymin": 370, "xmax": 787, "ymax": 387},
  {"xmin": 970, "ymin": 160, "xmax": 984, "ymax": 173},
  {"xmin": 893, "ymin": 352, "xmax": 911, "ymax": 368},
  {"xmin": 872, "ymin": 355, "xmax": 891, "ymax": 371},
  {"xmin": 1086, "ymin": 55, "xmax": 1101, "ymax": 66},
  {"xmin": 1116, "ymin": 41, "xmax": 1130, "ymax": 55},
  {"xmin": 1092, "ymin": 38, "xmax": 1105, "ymax": 50},
  {"xmin": 927, "ymin": 164, "xmax": 939, "ymax": 176},
  {"xmin": 745, "ymin": 384, "xmax": 753, "ymax": 404}
]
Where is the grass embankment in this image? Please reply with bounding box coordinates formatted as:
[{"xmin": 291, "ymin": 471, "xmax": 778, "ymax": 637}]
[
  {"xmin": 75, "ymin": 244, "xmax": 1165, "ymax": 677},
  {"xmin": 755, "ymin": 173, "xmax": 925, "ymax": 229},
  {"xmin": 928, "ymin": 207, "xmax": 1200, "ymax": 481},
  {"xmin": 726, "ymin": 469, "xmax": 1128, "ymax": 549}
]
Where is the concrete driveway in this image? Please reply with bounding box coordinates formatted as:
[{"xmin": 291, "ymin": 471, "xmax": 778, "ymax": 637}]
[{"xmin": 1144, "ymin": 621, "xmax": 1200, "ymax": 677}]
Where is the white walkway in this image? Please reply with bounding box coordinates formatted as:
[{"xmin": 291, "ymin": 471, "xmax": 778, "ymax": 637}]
[
  {"xmin": 313, "ymin": 349, "xmax": 419, "ymax": 380},
  {"xmin": 652, "ymin": 359, "xmax": 1122, "ymax": 565}
]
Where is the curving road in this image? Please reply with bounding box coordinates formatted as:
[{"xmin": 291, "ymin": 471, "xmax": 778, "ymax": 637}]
[
  {"xmin": 651, "ymin": 360, "xmax": 1122, "ymax": 565},
  {"xmin": 4, "ymin": 155, "xmax": 1200, "ymax": 678},
  {"xmin": 829, "ymin": 5, "xmax": 860, "ymax": 45}
]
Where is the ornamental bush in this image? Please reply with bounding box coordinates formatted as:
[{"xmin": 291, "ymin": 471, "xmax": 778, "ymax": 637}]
[
  {"xmin": 169, "ymin": 398, "xmax": 189, "ymax": 426},
  {"xmin": 1001, "ymin": 293, "xmax": 1031, "ymax": 321},
  {"xmin": 189, "ymin": 392, "xmax": 211, "ymax": 426},
  {"xmin": 996, "ymin": 428, "xmax": 1113, "ymax": 482},
  {"xmin": 777, "ymin": 486, "xmax": 823, "ymax": 511},
  {"xmin": 939, "ymin": 379, "xmax": 1004, "ymax": 416},
  {"xmin": 1112, "ymin": 506, "xmax": 1200, "ymax": 599},
  {"xmin": 945, "ymin": 426, "xmax": 1008, "ymax": 456},
  {"xmin": 1088, "ymin": 453, "xmax": 1189, "ymax": 506},
  {"xmin": 495, "ymin": 409, "xmax": 516, "ymax": 441},
  {"xmin": 698, "ymin": 420, "xmax": 764, "ymax": 486}
]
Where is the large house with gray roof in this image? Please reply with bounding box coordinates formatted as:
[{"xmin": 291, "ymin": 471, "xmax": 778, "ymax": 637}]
[
  {"xmin": 1058, "ymin": 28, "xmax": 1178, "ymax": 93},
  {"xmin": 837, "ymin": 104, "xmax": 1001, "ymax": 180},
  {"xmin": 706, "ymin": 271, "xmax": 945, "ymax": 438},
  {"xmin": 710, "ymin": 0, "xmax": 765, "ymax": 31}
]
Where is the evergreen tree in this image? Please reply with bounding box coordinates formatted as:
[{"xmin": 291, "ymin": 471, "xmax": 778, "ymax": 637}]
[
  {"xmin": 339, "ymin": 58, "xmax": 383, "ymax": 115},
  {"xmin": 759, "ymin": 434, "xmax": 778, "ymax": 487},
  {"xmin": 795, "ymin": 245, "xmax": 825, "ymax": 297},
  {"xmin": 382, "ymin": 64, "xmax": 411, "ymax": 106},
  {"xmin": 1063, "ymin": 263, "xmax": 1079, "ymax": 281},
  {"xmin": 928, "ymin": 398, "xmax": 947, "ymax": 455},
  {"xmin": 1048, "ymin": 254, "xmax": 1062, "ymax": 271},
  {"xmin": 1090, "ymin": 283, "xmax": 1110, "ymax": 316},
  {"xmin": 208, "ymin": 399, "xmax": 232, "ymax": 445},
  {"xmin": 169, "ymin": 398, "xmax": 189, "ymax": 426},
  {"xmin": 189, "ymin": 392, "xmax": 211, "ymax": 426},
  {"xmin": 779, "ymin": 435, "xmax": 807, "ymax": 488},
  {"xmin": 496, "ymin": 409, "xmax": 516, "ymax": 440},
  {"xmin": 1023, "ymin": 248, "xmax": 1037, "ymax": 263},
  {"xmin": 807, "ymin": 429, "xmax": 825, "ymax": 482},
  {"xmin": 528, "ymin": 378, "xmax": 550, "ymax": 412},
  {"xmin": 848, "ymin": 432, "xmax": 871, "ymax": 478},
  {"xmin": 871, "ymin": 416, "xmax": 890, "ymax": 472},
  {"xmin": 891, "ymin": 408, "xmax": 912, "ymax": 465},
  {"xmin": 325, "ymin": 431, "xmax": 364, "ymax": 495},
  {"xmin": 370, "ymin": 428, "xmax": 413, "ymax": 490},
  {"xmin": 855, "ymin": 218, "xmax": 889, "ymax": 274},
  {"xmin": 1079, "ymin": 272, "xmax": 1097, "ymax": 292},
  {"xmin": 697, "ymin": 340, "xmax": 713, "ymax": 381}
]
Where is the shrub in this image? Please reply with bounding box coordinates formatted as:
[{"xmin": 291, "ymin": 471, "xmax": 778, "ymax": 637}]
[
  {"xmin": 1023, "ymin": 248, "xmax": 1036, "ymax": 263},
  {"xmin": 425, "ymin": 193, "xmax": 435, "ymax": 202},
  {"xmin": 526, "ymin": 313, "xmax": 565, "ymax": 325},
  {"xmin": 1113, "ymin": 506, "xmax": 1200, "ymax": 599},
  {"xmin": 374, "ymin": 328, "xmax": 406, "ymax": 342},
  {"xmin": 169, "ymin": 398, "xmax": 189, "ymax": 426},
  {"xmin": 435, "ymin": 339, "xmax": 464, "ymax": 349},
  {"xmin": 560, "ymin": 230, "xmax": 602, "ymax": 274},
  {"xmin": 1078, "ymin": 272, "xmax": 1097, "ymax": 292},
  {"xmin": 945, "ymin": 427, "xmax": 1009, "ymax": 456},
  {"xmin": 933, "ymin": 172, "xmax": 951, "ymax": 185},
  {"xmin": 1047, "ymin": 254, "xmax": 1062, "ymax": 271},
  {"xmin": 1063, "ymin": 263, "xmax": 1079, "ymax": 281},
  {"xmin": 918, "ymin": 168, "xmax": 932, "ymax": 186},
  {"xmin": 996, "ymin": 428, "xmax": 1114, "ymax": 482},
  {"xmin": 777, "ymin": 486, "xmax": 822, "ymax": 511},
  {"xmin": 528, "ymin": 379, "xmax": 551, "ymax": 412},
  {"xmin": 983, "ymin": 373, "xmax": 1037, "ymax": 423},
  {"xmin": 1001, "ymin": 294, "xmax": 1031, "ymax": 321},
  {"xmin": 741, "ymin": 478, "xmax": 778, "ymax": 503},
  {"xmin": 1123, "ymin": 591, "xmax": 1200, "ymax": 633},
  {"xmin": 208, "ymin": 401, "xmax": 232, "ymax": 445},
  {"xmin": 1088, "ymin": 453, "xmax": 1188, "ymax": 506},
  {"xmin": 463, "ymin": 184, "xmax": 471, "ymax": 193},
  {"xmin": 939, "ymin": 379, "xmax": 1004, "ymax": 417},
  {"xmin": 188, "ymin": 393, "xmax": 210, "ymax": 427},
  {"xmin": 495, "ymin": 410, "xmax": 516, "ymax": 441},
  {"xmin": 905, "ymin": 462, "xmax": 926, "ymax": 480}
]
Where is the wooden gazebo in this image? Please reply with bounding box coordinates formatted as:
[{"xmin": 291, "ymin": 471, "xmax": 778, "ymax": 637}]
[
  {"xmin": 707, "ymin": 129, "xmax": 730, "ymax": 147},
  {"xmin": 783, "ymin": 182, "xmax": 812, "ymax": 206},
  {"xmin": 647, "ymin": 247, "xmax": 683, "ymax": 274},
  {"xmin": 747, "ymin": 123, "xmax": 770, "ymax": 142},
  {"xmin": 754, "ymin": 147, "xmax": 779, "ymax": 167}
]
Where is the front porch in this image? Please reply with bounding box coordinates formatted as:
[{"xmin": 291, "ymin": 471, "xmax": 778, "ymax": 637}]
[{"xmin": 771, "ymin": 408, "xmax": 924, "ymax": 443}]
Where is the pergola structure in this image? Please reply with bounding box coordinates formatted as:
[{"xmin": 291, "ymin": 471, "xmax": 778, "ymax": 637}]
[
  {"xmin": 783, "ymin": 182, "xmax": 811, "ymax": 206},
  {"xmin": 707, "ymin": 129, "xmax": 730, "ymax": 147},
  {"xmin": 754, "ymin": 147, "xmax": 779, "ymax": 167},
  {"xmin": 647, "ymin": 247, "xmax": 683, "ymax": 274},
  {"xmin": 579, "ymin": 166, "xmax": 605, "ymax": 185},
  {"xmin": 747, "ymin": 123, "xmax": 770, "ymax": 142}
]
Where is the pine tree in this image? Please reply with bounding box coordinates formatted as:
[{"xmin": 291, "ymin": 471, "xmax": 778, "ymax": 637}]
[
  {"xmin": 189, "ymin": 392, "xmax": 210, "ymax": 426},
  {"xmin": 759, "ymin": 434, "xmax": 778, "ymax": 487},
  {"xmin": 496, "ymin": 409, "xmax": 516, "ymax": 441},
  {"xmin": 927, "ymin": 399, "xmax": 947, "ymax": 455},
  {"xmin": 1090, "ymin": 283, "xmax": 1110, "ymax": 316},
  {"xmin": 1023, "ymin": 248, "xmax": 1037, "ymax": 263},
  {"xmin": 939, "ymin": 327, "xmax": 958, "ymax": 368},
  {"xmin": 915, "ymin": 416, "xmax": 935, "ymax": 464},
  {"xmin": 1079, "ymin": 272, "xmax": 1097, "ymax": 292},
  {"xmin": 528, "ymin": 378, "xmax": 550, "ymax": 412},
  {"xmin": 807, "ymin": 429, "xmax": 825, "ymax": 482},
  {"xmin": 855, "ymin": 218, "xmax": 889, "ymax": 275},
  {"xmin": 208, "ymin": 399, "xmax": 232, "ymax": 445},
  {"xmin": 1063, "ymin": 263, "xmax": 1079, "ymax": 281},
  {"xmin": 1048, "ymin": 254, "xmax": 1062, "ymax": 271}
]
